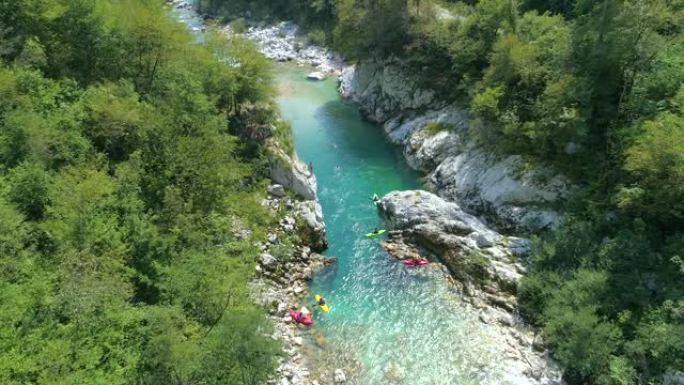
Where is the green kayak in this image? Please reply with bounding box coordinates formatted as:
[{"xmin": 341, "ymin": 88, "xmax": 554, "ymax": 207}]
[{"xmin": 365, "ymin": 229, "xmax": 387, "ymax": 238}]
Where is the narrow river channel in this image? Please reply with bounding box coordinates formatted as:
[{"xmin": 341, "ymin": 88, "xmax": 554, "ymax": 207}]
[
  {"xmin": 170, "ymin": 3, "xmax": 528, "ymax": 383},
  {"xmin": 276, "ymin": 65, "xmax": 510, "ymax": 385}
]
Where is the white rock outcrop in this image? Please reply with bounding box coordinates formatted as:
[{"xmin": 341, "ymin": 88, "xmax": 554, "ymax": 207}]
[
  {"xmin": 306, "ymin": 71, "xmax": 326, "ymax": 81},
  {"xmin": 224, "ymin": 21, "xmax": 344, "ymax": 76},
  {"xmin": 379, "ymin": 190, "xmax": 529, "ymax": 290},
  {"xmin": 268, "ymin": 144, "xmax": 318, "ymax": 201},
  {"xmin": 340, "ymin": 61, "xmax": 438, "ymax": 123}
]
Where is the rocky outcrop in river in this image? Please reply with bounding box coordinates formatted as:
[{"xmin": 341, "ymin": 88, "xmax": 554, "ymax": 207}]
[
  {"xmin": 340, "ymin": 60, "xmax": 569, "ymax": 232},
  {"xmin": 378, "ymin": 190, "xmax": 564, "ymax": 385}
]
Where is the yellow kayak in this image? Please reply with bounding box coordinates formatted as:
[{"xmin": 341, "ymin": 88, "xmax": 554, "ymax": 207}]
[{"xmin": 315, "ymin": 294, "xmax": 330, "ymax": 312}]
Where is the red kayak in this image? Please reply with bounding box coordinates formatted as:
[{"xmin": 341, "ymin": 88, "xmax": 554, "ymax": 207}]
[
  {"xmin": 403, "ymin": 259, "xmax": 428, "ymax": 266},
  {"xmin": 290, "ymin": 311, "xmax": 313, "ymax": 326}
]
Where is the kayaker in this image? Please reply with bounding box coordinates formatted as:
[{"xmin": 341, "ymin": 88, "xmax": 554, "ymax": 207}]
[
  {"xmin": 290, "ymin": 304, "xmax": 313, "ymax": 325},
  {"xmin": 317, "ymin": 296, "xmax": 327, "ymax": 307},
  {"xmin": 372, "ymin": 227, "xmax": 380, "ymax": 235},
  {"xmin": 411, "ymin": 253, "xmax": 427, "ymax": 264}
]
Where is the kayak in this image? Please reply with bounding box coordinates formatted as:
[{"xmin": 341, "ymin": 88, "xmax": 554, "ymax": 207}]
[
  {"xmin": 365, "ymin": 229, "xmax": 387, "ymax": 238},
  {"xmin": 315, "ymin": 294, "xmax": 330, "ymax": 312},
  {"xmin": 403, "ymin": 259, "xmax": 428, "ymax": 266},
  {"xmin": 289, "ymin": 311, "xmax": 313, "ymax": 326}
]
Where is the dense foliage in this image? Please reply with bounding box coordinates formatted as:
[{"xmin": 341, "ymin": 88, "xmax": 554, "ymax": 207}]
[
  {"xmin": 0, "ymin": 0, "xmax": 284, "ymax": 384},
  {"xmin": 200, "ymin": 0, "xmax": 684, "ymax": 384}
]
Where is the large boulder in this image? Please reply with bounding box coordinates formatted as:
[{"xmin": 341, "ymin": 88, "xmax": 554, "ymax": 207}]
[
  {"xmin": 268, "ymin": 142, "xmax": 318, "ymax": 201},
  {"xmin": 294, "ymin": 200, "xmax": 328, "ymax": 252},
  {"xmin": 378, "ymin": 190, "xmax": 529, "ymax": 294}
]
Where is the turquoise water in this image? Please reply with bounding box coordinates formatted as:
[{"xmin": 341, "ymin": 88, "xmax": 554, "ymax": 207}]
[
  {"xmin": 168, "ymin": 5, "xmax": 512, "ymax": 384},
  {"xmin": 276, "ymin": 65, "xmax": 507, "ymax": 385}
]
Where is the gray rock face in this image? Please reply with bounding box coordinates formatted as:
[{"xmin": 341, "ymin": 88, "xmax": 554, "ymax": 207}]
[
  {"xmin": 226, "ymin": 21, "xmax": 344, "ymax": 76},
  {"xmin": 268, "ymin": 146, "xmax": 318, "ymax": 201},
  {"xmin": 259, "ymin": 253, "xmax": 278, "ymax": 270},
  {"xmin": 268, "ymin": 184, "xmax": 286, "ymax": 197},
  {"xmin": 294, "ymin": 200, "xmax": 327, "ymax": 252},
  {"xmin": 430, "ymin": 149, "xmax": 567, "ymax": 231},
  {"xmin": 340, "ymin": 62, "xmax": 570, "ymax": 231},
  {"xmin": 665, "ymin": 371, "xmax": 684, "ymax": 385},
  {"xmin": 340, "ymin": 61, "xmax": 438, "ymax": 123}
]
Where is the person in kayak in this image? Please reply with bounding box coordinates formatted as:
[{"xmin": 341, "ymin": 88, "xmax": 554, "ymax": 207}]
[
  {"xmin": 317, "ymin": 296, "xmax": 326, "ymax": 307},
  {"xmin": 293, "ymin": 311, "xmax": 304, "ymax": 323},
  {"xmin": 290, "ymin": 304, "xmax": 313, "ymax": 325},
  {"xmin": 411, "ymin": 253, "xmax": 427, "ymax": 264},
  {"xmin": 372, "ymin": 227, "xmax": 380, "ymax": 235}
]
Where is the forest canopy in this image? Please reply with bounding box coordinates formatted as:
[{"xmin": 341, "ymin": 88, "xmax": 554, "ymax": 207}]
[{"xmin": 0, "ymin": 1, "xmax": 282, "ymax": 384}]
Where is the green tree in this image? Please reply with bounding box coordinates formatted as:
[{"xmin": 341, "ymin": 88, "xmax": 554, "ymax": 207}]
[{"xmin": 7, "ymin": 161, "xmax": 50, "ymax": 220}]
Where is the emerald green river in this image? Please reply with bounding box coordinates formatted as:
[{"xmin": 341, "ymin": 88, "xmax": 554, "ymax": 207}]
[
  {"xmin": 276, "ymin": 65, "xmax": 509, "ymax": 385},
  {"xmin": 168, "ymin": 3, "xmax": 528, "ymax": 383}
]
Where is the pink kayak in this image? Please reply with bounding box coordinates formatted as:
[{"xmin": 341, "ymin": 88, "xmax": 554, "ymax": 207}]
[
  {"xmin": 290, "ymin": 311, "xmax": 313, "ymax": 326},
  {"xmin": 403, "ymin": 259, "xmax": 428, "ymax": 266}
]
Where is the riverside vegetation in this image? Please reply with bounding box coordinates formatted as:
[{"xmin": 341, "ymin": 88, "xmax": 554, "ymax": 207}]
[
  {"xmin": 0, "ymin": 0, "xmax": 302, "ymax": 384},
  {"xmin": 199, "ymin": 1, "xmax": 683, "ymax": 384}
]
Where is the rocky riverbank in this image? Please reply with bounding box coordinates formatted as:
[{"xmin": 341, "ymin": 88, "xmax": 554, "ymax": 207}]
[
  {"xmin": 222, "ymin": 21, "xmax": 344, "ymax": 78},
  {"xmin": 378, "ymin": 190, "xmax": 563, "ymax": 385},
  {"xmin": 168, "ymin": 2, "xmax": 339, "ymax": 383},
  {"xmin": 340, "ymin": 60, "xmax": 570, "ymax": 232},
  {"xmin": 250, "ymin": 184, "xmax": 335, "ymax": 385},
  {"xmin": 257, "ymin": 114, "xmax": 336, "ymax": 385}
]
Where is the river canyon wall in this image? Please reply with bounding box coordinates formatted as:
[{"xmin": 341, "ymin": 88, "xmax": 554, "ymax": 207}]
[{"xmin": 339, "ymin": 59, "xmax": 570, "ymax": 233}]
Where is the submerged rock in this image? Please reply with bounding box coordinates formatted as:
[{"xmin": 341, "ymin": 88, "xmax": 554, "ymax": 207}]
[{"xmin": 307, "ymin": 71, "xmax": 326, "ymax": 81}]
